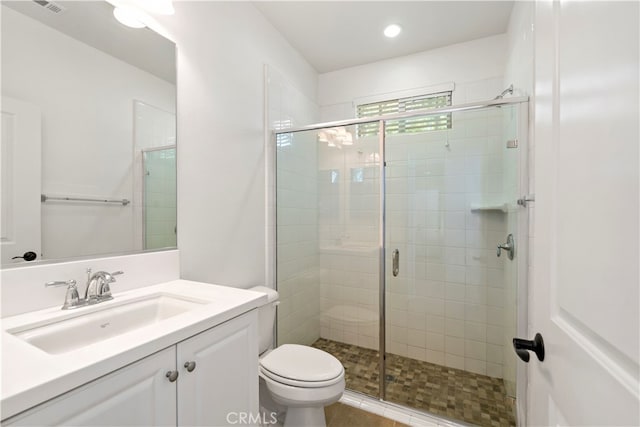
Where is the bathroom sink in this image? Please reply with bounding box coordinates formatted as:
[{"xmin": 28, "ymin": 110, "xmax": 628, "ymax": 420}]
[{"xmin": 8, "ymin": 294, "xmax": 206, "ymax": 354}]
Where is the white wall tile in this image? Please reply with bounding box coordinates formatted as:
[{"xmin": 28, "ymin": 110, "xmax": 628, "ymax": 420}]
[
  {"xmin": 445, "ymin": 354, "xmax": 465, "ymax": 370},
  {"xmin": 425, "ymin": 332, "xmax": 445, "ymax": 352},
  {"xmin": 445, "ymin": 318, "xmax": 465, "ymax": 338},
  {"xmin": 425, "ymin": 350, "xmax": 445, "ymax": 366},
  {"xmin": 408, "ymin": 345, "xmax": 427, "ymax": 362},
  {"xmin": 445, "ymin": 301, "xmax": 465, "ymax": 320},
  {"xmin": 465, "ymin": 358, "xmax": 487, "ymax": 375},
  {"xmin": 426, "ymin": 315, "xmax": 445, "ymax": 333},
  {"xmin": 445, "ymin": 336, "xmax": 465, "ymax": 356},
  {"xmin": 312, "ymin": 76, "xmax": 512, "ymax": 381},
  {"xmin": 465, "ymin": 322, "xmax": 487, "ymax": 342}
]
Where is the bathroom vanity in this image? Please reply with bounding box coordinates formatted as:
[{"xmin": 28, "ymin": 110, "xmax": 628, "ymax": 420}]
[{"xmin": 1, "ymin": 280, "xmax": 267, "ymax": 426}]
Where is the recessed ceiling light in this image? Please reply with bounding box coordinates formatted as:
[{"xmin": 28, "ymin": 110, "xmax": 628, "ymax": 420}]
[{"xmin": 384, "ymin": 24, "xmax": 402, "ymax": 38}]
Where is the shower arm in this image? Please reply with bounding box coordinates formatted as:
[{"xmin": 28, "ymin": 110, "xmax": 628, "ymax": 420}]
[{"xmin": 494, "ymin": 84, "xmax": 514, "ymax": 100}]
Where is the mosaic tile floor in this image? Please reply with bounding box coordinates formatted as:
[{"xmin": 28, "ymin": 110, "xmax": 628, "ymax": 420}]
[{"xmin": 312, "ymin": 338, "xmax": 516, "ymax": 427}]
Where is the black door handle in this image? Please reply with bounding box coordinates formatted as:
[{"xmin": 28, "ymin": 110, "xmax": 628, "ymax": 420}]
[
  {"xmin": 513, "ymin": 333, "xmax": 545, "ymax": 362},
  {"xmin": 11, "ymin": 251, "xmax": 37, "ymax": 261}
]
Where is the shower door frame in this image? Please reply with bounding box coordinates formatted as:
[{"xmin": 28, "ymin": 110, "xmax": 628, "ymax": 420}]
[{"xmin": 273, "ymin": 95, "xmax": 530, "ymax": 414}]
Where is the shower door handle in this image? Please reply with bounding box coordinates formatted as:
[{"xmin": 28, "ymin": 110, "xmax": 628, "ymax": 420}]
[{"xmin": 392, "ymin": 249, "xmax": 399, "ymax": 277}]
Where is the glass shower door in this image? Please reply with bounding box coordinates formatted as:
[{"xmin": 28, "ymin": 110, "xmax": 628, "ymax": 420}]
[
  {"xmin": 276, "ymin": 123, "xmax": 383, "ymax": 399},
  {"xmin": 142, "ymin": 146, "xmax": 177, "ymax": 249},
  {"xmin": 383, "ymin": 105, "xmax": 524, "ymax": 426}
]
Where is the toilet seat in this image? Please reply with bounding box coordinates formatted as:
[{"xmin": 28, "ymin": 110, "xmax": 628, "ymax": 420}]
[
  {"xmin": 260, "ymin": 366, "xmax": 343, "ymax": 388},
  {"xmin": 259, "ymin": 344, "xmax": 344, "ymax": 388}
]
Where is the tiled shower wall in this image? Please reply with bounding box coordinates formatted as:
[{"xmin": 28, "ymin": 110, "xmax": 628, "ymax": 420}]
[
  {"xmin": 133, "ymin": 101, "xmax": 177, "ymax": 251},
  {"xmin": 383, "ymin": 108, "xmax": 510, "ymax": 379},
  {"xmin": 316, "ymin": 80, "xmax": 516, "ymax": 379},
  {"xmin": 318, "ymin": 134, "xmax": 381, "ymax": 350},
  {"xmin": 269, "ymin": 65, "xmax": 321, "ymax": 347},
  {"xmin": 142, "ymin": 148, "xmax": 177, "ymax": 249},
  {"xmin": 276, "ymin": 130, "xmax": 321, "ymax": 346}
]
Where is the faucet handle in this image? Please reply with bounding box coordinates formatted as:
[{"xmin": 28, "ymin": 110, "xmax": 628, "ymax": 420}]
[
  {"xmin": 45, "ymin": 279, "xmax": 77, "ymax": 288},
  {"xmin": 45, "ymin": 280, "xmax": 82, "ymax": 310},
  {"xmin": 99, "ymin": 271, "xmax": 122, "ymax": 299}
]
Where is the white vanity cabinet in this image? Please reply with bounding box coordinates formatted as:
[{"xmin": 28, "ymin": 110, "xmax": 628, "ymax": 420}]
[
  {"xmin": 4, "ymin": 347, "xmax": 177, "ymax": 426},
  {"xmin": 4, "ymin": 310, "xmax": 258, "ymax": 426},
  {"xmin": 177, "ymin": 309, "xmax": 259, "ymax": 426}
]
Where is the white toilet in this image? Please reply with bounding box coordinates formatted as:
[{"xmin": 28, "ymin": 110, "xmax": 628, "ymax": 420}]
[{"xmin": 250, "ymin": 286, "xmax": 345, "ymax": 427}]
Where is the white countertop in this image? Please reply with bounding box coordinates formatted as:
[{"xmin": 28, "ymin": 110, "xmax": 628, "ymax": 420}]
[{"xmin": 0, "ymin": 280, "xmax": 268, "ymax": 420}]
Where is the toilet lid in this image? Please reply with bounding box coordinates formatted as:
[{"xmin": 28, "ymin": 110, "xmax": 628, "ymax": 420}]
[
  {"xmin": 260, "ymin": 366, "xmax": 344, "ymax": 388},
  {"xmin": 260, "ymin": 344, "xmax": 344, "ymax": 383}
]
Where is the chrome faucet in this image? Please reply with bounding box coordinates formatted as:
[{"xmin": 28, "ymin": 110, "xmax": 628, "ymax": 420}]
[
  {"xmin": 45, "ymin": 268, "xmax": 124, "ymax": 310},
  {"xmin": 85, "ymin": 268, "xmax": 124, "ymax": 304}
]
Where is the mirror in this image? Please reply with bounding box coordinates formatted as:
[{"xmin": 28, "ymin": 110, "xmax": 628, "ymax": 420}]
[{"xmin": 1, "ymin": 1, "xmax": 177, "ymax": 267}]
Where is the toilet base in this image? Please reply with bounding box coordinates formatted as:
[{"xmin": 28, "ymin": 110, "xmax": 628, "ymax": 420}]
[{"xmin": 283, "ymin": 406, "xmax": 326, "ymax": 427}]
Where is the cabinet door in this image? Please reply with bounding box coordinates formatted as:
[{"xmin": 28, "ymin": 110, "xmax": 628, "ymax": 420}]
[
  {"xmin": 177, "ymin": 310, "xmax": 258, "ymax": 426},
  {"xmin": 5, "ymin": 348, "xmax": 177, "ymax": 426}
]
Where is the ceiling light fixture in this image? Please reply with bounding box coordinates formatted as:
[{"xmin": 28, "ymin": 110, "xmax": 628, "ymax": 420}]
[
  {"xmin": 384, "ymin": 24, "xmax": 402, "ymax": 38},
  {"xmin": 131, "ymin": 0, "xmax": 174, "ymax": 15},
  {"xmin": 318, "ymin": 127, "xmax": 354, "ymax": 149},
  {"xmin": 113, "ymin": 6, "xmax": 146, "ymax": 28},
  {"xmin": 108, "ymin": 0, "xmax": 174, "ymax": 29}
]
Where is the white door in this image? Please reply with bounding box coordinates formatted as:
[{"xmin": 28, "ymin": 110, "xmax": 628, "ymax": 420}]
[
  {"xmin": 3, "ymin": 347, "xmax": 177, "ymax": 426},
  {"xmin": 529, "ymin": 1, "xmax": 639, "ymax": 425},
  {"xmin": 177, "ymin": 310, "xmax": 259, "ymax": 427},
  {"xmin": 1, "ymin": 97, "xmax": 41, "ymax": 264}
]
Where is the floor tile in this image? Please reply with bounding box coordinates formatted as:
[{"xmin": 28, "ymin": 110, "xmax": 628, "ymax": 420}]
[
  {"xmin": 313, "ymin": 338, "xmax": 516, "ymax": 427},
  {"xmin": 325, "ymin": 403, "xmax": 408, "ymax": 427}
]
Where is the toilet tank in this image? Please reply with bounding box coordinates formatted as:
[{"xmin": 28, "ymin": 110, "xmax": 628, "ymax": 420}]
[{"xmin": 249, "ymin": 286, "xmax": 279, "ymax": 354}]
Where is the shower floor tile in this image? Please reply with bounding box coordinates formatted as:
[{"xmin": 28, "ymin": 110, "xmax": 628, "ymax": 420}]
[{"xmin": 312, "ymin": 338, "xmax": 515, "ymax": 427}]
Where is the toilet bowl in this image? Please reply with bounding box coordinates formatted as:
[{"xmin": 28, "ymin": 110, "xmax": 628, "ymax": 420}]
[{"xmin": 250, "ymin": 286, "xmax": 345, "ymax": 427}]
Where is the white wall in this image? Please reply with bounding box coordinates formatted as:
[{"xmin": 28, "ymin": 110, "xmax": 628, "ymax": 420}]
[
  {"xmin": 318, "ymin": 34, "xmax": 508, "ymax": 121},
  {"xmin": 155, "ymin": 2, "xmax": 318, "ymax": 288},
  {"xmin": 1, "ymin": 6, "xmax": 175, "ymax": 261}
]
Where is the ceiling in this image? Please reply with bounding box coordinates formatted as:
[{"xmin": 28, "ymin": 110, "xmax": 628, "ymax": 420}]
[
  {"xmin": 254, "ymin": 1, "xmax": 514, "ymax": 73},
  {"xmin": 3, "ymin": 1, "xmax": 176, "ymax": 83}
]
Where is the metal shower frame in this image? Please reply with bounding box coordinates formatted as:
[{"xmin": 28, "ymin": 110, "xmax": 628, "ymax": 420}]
[{"xmin": 272, "ymin": 95, "xmax": 529, "ymax": 406}]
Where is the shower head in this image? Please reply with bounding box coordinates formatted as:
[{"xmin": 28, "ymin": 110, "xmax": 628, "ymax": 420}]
[{"xmin": 494, "ymin": 84, "xmax": 514, "ymax": 100}]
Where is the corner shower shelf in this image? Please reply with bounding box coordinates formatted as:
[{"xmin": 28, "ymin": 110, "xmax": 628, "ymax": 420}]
[{"xmin": 470, "ymin": 203, "xmax": 509, "ymax": 213}]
